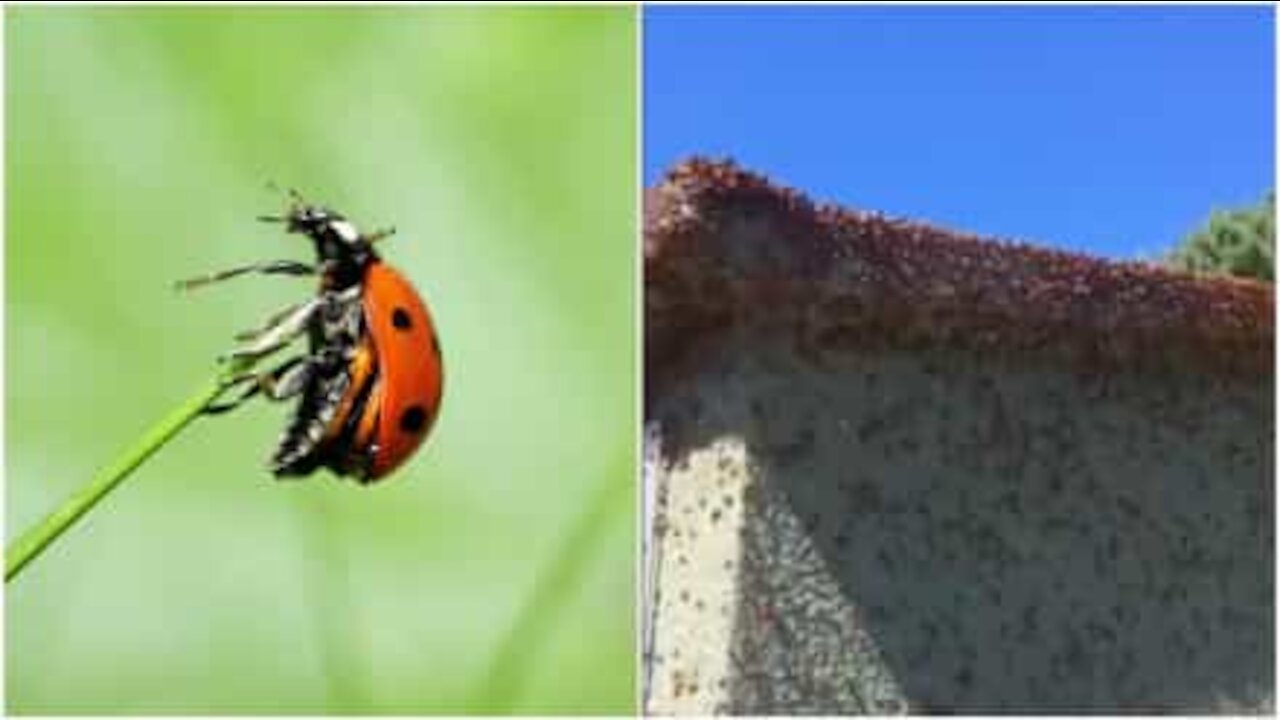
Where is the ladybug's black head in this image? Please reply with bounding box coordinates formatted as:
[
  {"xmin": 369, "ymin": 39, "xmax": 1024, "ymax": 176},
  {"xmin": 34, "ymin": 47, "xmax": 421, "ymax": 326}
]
[
  {"xmin": 285, "ymin": 204, "xmax": 346, "ymax": 236},
  {"xmin": 259, "ymin": 194, "xmax": 384, "ymax": 274},
  {"xmin": 282, "ymin": 205, "xmax": 366, "ymax": 260}
]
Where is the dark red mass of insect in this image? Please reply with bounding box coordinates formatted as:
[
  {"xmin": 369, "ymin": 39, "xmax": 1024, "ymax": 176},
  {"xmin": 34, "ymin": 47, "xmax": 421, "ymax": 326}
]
[
  {"xmin": 185, "ymin": 195, "xmax": 443, "ymax": 483},
  {"xmin": 360, "ymin": 261, "xmax": 444, "ymax": 479}
]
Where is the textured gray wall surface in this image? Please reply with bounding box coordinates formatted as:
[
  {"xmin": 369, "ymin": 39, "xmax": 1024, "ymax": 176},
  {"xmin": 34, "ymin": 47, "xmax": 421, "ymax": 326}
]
[
  {"xmin": 643, "ymin": 160, "xmax": 1275, "ymax": 715},
  {"xmin": 649, "ymin": 341, "xmax": 1273, "ymax": 714}
]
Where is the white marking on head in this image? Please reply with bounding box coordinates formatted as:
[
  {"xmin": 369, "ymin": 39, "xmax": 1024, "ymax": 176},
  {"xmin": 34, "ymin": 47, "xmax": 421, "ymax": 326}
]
[{"xmin": 331, "ymin": 220, "xmax": 360, "ymax": 244}]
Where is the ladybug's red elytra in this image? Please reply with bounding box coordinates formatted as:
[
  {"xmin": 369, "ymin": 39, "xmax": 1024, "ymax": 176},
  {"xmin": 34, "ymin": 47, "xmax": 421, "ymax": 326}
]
[{"xmin": 181, "ymin": 191, "xmax": 443, "ymax": 482}]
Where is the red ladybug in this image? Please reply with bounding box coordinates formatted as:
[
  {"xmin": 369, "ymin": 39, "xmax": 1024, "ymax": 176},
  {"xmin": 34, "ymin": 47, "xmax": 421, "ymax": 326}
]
[{"xmin": 180, "ymin": 192, "xmax": 443, "ymax": 482}]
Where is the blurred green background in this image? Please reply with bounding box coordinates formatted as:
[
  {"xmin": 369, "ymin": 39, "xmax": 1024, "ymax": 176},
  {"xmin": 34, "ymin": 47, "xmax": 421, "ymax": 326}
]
[{"xmin": 7, "ymin": 7, "xmax": 636, "ymax": 714}]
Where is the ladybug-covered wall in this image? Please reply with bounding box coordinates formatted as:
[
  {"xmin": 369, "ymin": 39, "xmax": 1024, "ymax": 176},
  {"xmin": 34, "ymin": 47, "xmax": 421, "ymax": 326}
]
[{"xmin": 643, "ymin": 160, "xmax": 1274, "ymax": 714}]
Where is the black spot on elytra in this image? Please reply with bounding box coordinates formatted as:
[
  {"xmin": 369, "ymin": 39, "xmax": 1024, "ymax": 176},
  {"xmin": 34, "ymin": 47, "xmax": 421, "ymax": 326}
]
[
  {"xmin": 400, "ymin": 405, "xmax": 428, "ymax": 434},
  {"xmin": 391, "ymin": 307, "xmax": 413, "ymax": 330}
]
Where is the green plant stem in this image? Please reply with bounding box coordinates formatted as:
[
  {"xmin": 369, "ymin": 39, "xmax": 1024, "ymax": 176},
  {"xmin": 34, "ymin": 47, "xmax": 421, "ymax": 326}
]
[{"xmin": 5, "ymin": 376, "xmax": 226, "ymax": 583}]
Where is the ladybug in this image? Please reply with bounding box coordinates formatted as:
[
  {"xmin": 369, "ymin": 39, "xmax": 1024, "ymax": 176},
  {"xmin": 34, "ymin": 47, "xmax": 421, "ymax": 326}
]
[{"xmin": 180, "ymin": 191, "xmax": 443, "ymax": 482}]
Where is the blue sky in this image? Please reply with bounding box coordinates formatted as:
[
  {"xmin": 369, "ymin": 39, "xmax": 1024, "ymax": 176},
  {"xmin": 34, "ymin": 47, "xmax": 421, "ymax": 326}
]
[{"xmin": 644, "ymin": 6, "xmax": 1275, "ymax": 259}]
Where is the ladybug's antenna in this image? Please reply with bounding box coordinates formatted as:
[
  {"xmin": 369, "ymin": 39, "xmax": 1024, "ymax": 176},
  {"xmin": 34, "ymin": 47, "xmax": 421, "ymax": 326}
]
[
  {"xmin": 260, "ymin": 180, "xmax": 308, "ymax": 223},
  {"xmin": 265, "ymin": 180, "xmax": 307, "ymax": 210},
  {"xmin": 364, "ymin": 226, "xmax": 397, "ymax": 244}
]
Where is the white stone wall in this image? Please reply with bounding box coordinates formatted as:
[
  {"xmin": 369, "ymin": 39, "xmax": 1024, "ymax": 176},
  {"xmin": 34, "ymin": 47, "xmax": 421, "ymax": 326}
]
[{"xmin": 646, "ymin": 341, "xmax": 1273, "ymax": 714}]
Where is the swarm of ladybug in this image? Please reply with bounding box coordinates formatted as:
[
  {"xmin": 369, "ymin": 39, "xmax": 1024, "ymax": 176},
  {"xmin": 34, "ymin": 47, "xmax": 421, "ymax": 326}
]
[{"xmin": 179, "ymin": 191, "xmax": 443, "ymax": 483}]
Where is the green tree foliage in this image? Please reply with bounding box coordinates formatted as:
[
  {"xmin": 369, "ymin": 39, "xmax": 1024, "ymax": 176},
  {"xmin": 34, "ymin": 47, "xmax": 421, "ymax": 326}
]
[{"xmin": 1166, "ymin": 192, "xmax": 1275, "ymax": 282}]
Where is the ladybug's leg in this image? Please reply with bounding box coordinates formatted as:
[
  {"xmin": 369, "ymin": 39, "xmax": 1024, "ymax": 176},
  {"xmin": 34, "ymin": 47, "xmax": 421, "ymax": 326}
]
[
  {"xmin": 222, "ymin": 286, "xmax": 360, "ymax": 366},
  {"xmin": 175, "ymin": 260, "xmax": 314, "ymax": 292},
  {"xmin": 221, "ymin": 296, "xmax": 322, "ymax": 364},
  {"xmin": 203, "ymin": 394, "xmax": 253, "ymax": 415},
  {"xmin": 206, "ymin": 374, "xmax": 265, "ymax": 415},
  {"xmin": 205, "ymin": 356, "xmax": 311, "ymax": 414},
  {"xmin": 234, "ymin": 301, "xmax": 307, "ymax": 342},
  {"xmin": 262, "ymin": 357, "xmax": 316, "ymax": 401},
  {"xmin": 362, "ymin": 226, "xmax": 396, "ymax": 244}
]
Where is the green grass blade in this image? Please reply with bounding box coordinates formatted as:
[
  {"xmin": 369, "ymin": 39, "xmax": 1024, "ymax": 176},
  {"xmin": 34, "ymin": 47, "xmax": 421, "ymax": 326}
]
[{"xmin": 5, "ymin": 377, "xmax": 224, "ymax": 582}]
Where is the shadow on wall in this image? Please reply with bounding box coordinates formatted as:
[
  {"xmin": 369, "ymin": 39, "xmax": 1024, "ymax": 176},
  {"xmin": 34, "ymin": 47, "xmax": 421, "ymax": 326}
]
[{"xmin": 656, "ymin": 343, "xmax": 1273, "ymax": 713}]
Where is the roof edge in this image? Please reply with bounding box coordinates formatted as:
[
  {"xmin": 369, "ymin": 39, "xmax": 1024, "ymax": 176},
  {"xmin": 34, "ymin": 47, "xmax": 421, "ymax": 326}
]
[{"xmin": 646, "ymin": 158, "xmax": 1274, "ymax": 388}]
